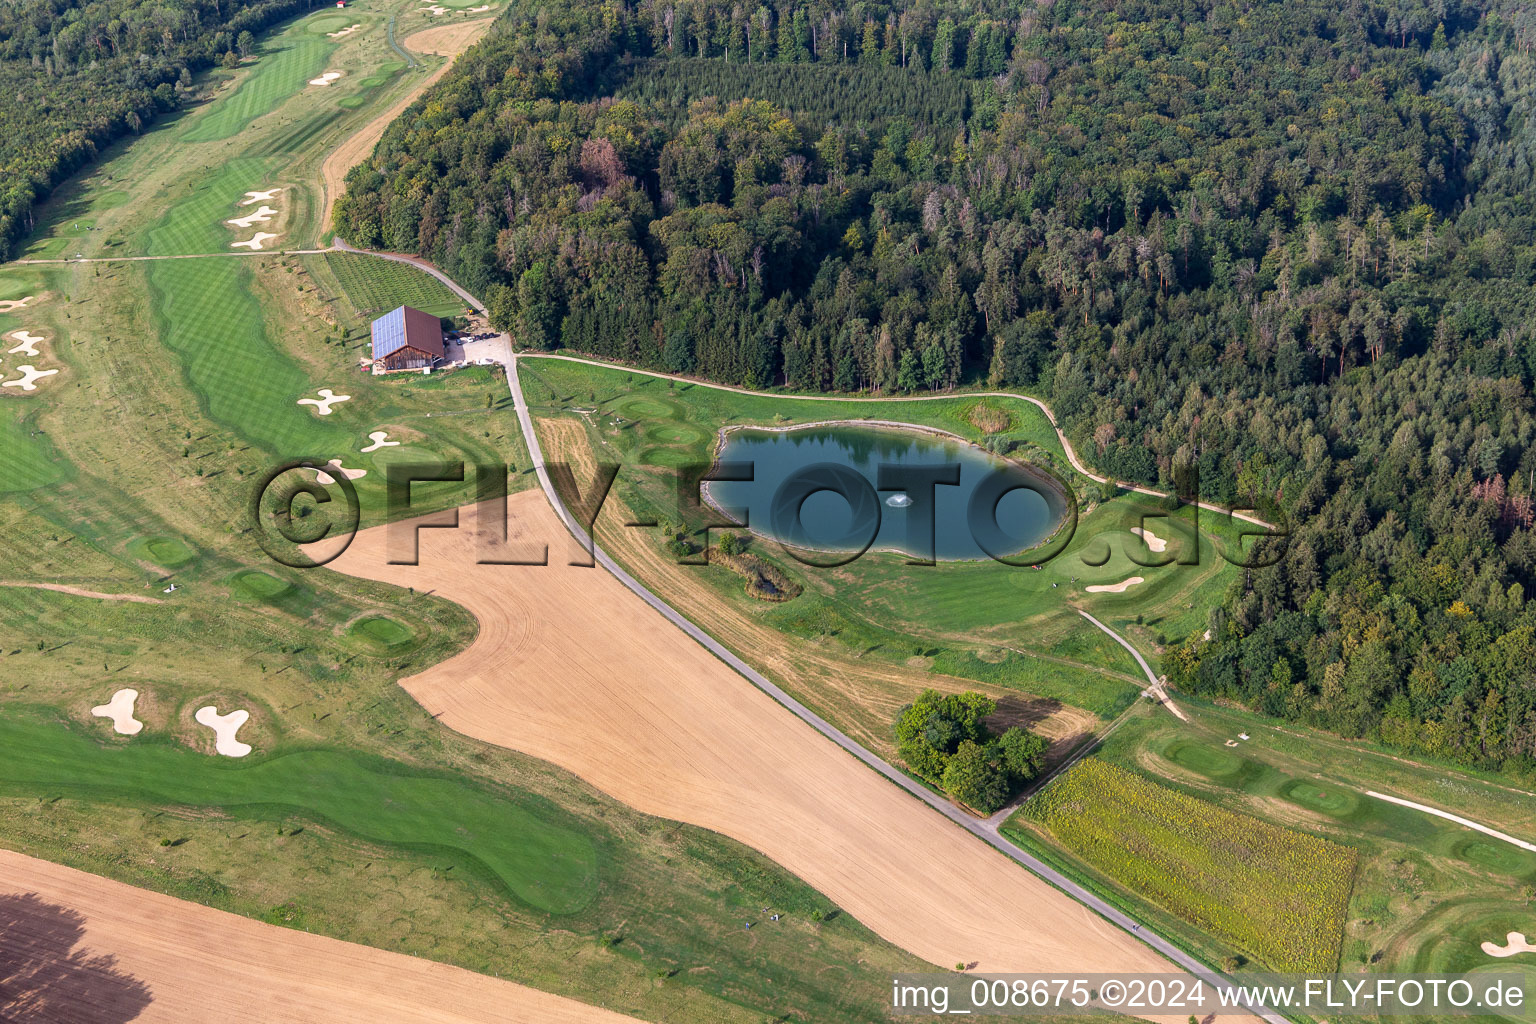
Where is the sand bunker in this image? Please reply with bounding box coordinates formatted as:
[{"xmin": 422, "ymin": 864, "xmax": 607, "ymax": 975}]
[
  {"xmin": 231, "ymin": 232, "xmax": 278, "ymax": 250},
  {"xmin": 1131, "ymin": 526, "xmax": 1167, "ymax": 552},
  {"xmin": 298, "ymin": 388, "xmax": 351, "ymax": 415},
  {"xmin": 91, "ymin": 689, "xmax": 144, "ymax": 736},
  {"xmin": 309, "ymin": 71, "xmax": 343, "ymax": 86},
  {"xmin": 1085, "ymin": 576, "xmax": 1145, "ymax": 594},
  {"xmin": 2, "ymin": 365, "xmax": 59, "ymax": 391},
  {"xmin": 241, "ymin": 189, "xmax": 282, "ymax": 205},
  {"xmin": 1483, "ymin": 932, "xmax": 1536, "ymax": 958},
  {"xmin": 311, "ymin": 459, "xmax": 367, "ymax": 485},
  {"xmin": 360, "ymin": 430, "xmax": 400, "ymax": 453},
  {"xmin": 227, "ymin": 206, "xmax": 278, "ymax": 228},
  {"xmin": 420, "ymin": 4, "xmax": 448, "ymax": 14},
  {"xmin": 466, "ymin": 4, "xmax": 491, "ymax": 9},
  {"xmin": 0, "ymin": 296, "xmax": 36, "ymax": 313},
  {"xmin": 7, "ymin": 330, "xmax": 45, "ymax": 356},
  {"xmin": 195, "ymin": 706, "xmax": 252, "ymax": 757},
  {"xmin": 327, "ymin": 22, "xmax": 361, "ymax": 37}
]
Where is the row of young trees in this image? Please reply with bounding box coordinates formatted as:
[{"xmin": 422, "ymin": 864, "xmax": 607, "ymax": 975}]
[
  {"xmin": 335, "ymin": 0, "xmax": 1536, "ymax": 779},
  {"xmin": 0, "ymin": 0, "xmax": 318, "ymax": 259}
]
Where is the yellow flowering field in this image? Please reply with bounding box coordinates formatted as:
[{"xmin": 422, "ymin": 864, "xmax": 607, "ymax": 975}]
[{"xmin": 1022, "ymin": 758, "xmax": 1357, "ymax": 972}]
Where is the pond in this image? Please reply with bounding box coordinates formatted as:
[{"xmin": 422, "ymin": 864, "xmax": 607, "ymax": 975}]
[{"xmin": 704, "ymin": 424, "xmax": 1067, "ymax": 562}]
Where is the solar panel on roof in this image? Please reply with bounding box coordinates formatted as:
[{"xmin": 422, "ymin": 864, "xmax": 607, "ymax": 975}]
[{"xmin": 371, "ymin": 307, "xmax": 409, "ymax": 360}]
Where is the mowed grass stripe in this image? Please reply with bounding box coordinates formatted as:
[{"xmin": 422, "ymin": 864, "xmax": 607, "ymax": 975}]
[
  {"xmin": 1016, "ymin": 758, "xmax": 1358, "ymax": 972},
  {"xmin": 183, "ymin": 34, "xmax": 333, "ymax": 144},
  {"xmin": 146, "ymin": 157, "xmax": 273, "ymax": 256},
  {"xmin": 146, "ymin": 256, "xmax": 348, "ymax": 455},
  {"xmin": 0, "ymin": 710, "xmax": 598, "ymax": 913}
]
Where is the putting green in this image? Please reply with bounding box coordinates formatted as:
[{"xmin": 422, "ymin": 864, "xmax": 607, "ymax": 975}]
[
  {"xmin": 1449, "ymin": 836, "xmax": 1536, "ymax": 878},
  {"xmin": 645, "ymin": 422, "xmax": 706, "ymax": 445},
  {"xmin": 1278, "ymin": 778, "xmax": 1362, "ymax": 818},
  {"xmin": 0, "ymin": 710, "xmax": 597, "ymax": 914},
  {"xmin": 1163, "ymin": 740, "xmax": 1246, "ymax": 779},
  {"xmin": 129, "ymin": 536, "xmax": 195, "ymax": 569},
  {"xmin": 306, "ymin": 13, "xmax": 354, "ymax": 32},
  {"xmin": 352, "ymin": 615, "xmax": 413, "ymax": 646},
  {"xmin": 338, "ymin": 96, "xmax": 365, "ymax": 108},
  {"xmin": 638, "ymin": 445, "xmax": 702, "ymax": 469},
  {"xmin": 618, "ymin": 397, "xmax": 679, "ymax": 420},
  {"xmin": 231, "ymin": 569, "xmax": 293, "ymax": 599}
]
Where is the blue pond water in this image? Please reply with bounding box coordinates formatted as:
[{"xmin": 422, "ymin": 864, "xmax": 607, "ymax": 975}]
[{"xmin": 705, "ymin": 425, "xmax": 1066, "ymax": 562}]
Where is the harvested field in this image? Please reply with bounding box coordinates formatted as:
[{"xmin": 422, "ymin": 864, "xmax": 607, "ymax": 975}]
[
  {"xmin": 326, "ymin": 492, "xmax": 1187, "ymax": 988},
  {"xmin": 0, "ymin": 848, "xmax": 639, "ymax": 1023}
]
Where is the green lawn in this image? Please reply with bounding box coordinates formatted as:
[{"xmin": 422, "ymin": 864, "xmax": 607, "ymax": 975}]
[
  {"xmin": 144, "ymin": 157, "xmax": 280, "ymax": 256},
  {"xmin": 0, "ymin": 708, "xmax": 597, "ymax": 913},
  {"xmin": 0, "ymin": 403, "xmax": 68, "ymax": 493},
  {"xmin": 145, "ymin": 255, "xmax": 348, "ymax": 453},
  {"xmin": 182, "ymin": 34, "xmax": 332, "ymax": 144}
]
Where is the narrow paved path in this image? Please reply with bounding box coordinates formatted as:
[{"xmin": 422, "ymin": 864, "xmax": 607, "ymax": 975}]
[
  {"xmin": 1077, "ymin": 609, "xmax": 1188, "ymax": 722},
  {"xmin": 1366, "ymin": 791, "xmax": 1536, "ymax": 853}
]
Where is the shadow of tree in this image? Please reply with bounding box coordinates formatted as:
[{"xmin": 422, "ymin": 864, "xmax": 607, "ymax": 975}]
[{"xmin": 0, "ymin": 892, "xmax": 153, "ymax": 1022}]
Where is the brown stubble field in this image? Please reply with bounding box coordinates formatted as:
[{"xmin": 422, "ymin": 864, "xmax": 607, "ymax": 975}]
[{"xmin": 0, "ymin": 848, "xmax": 641, "ymax": 1023}]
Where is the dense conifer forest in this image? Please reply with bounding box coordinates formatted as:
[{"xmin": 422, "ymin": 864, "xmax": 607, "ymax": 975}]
[
  {"xmin": 333, "ymin": 0, "xmax": 1536, "ymax": 778},
  {"xmin": 0, "ymin": 0, "xmax": 320, "ymax": 256}
]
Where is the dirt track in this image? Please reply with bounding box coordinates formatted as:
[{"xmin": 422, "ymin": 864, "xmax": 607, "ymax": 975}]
[
  {"xmin": 0, "ymin": 581, "xmax": 162, "ymax": 604},
  {"xmin": 327, "ymin": 492, "xmax": 1185, "ymax": 993},
  {"xmin": 318, "ymin": 18, "xmax": 495, "ymax": 233},
  {"xmin": 0, "ymin": 849, "xmax": 638, "ymax": 1023}
]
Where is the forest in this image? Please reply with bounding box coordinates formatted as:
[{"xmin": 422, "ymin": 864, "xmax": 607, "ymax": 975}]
[
  {"xmin": 0, "ymin": 0, "xmax": 320, "ymax": 258},
  {"xmin": 344, "ymin": 0, "xmax": 1536, "ymax": 781}
]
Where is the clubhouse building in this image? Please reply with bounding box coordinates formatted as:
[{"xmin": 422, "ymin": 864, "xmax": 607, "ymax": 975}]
[{"xmin": 370, "ymin": 305, "xmax": 445, "ymax": 373}]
